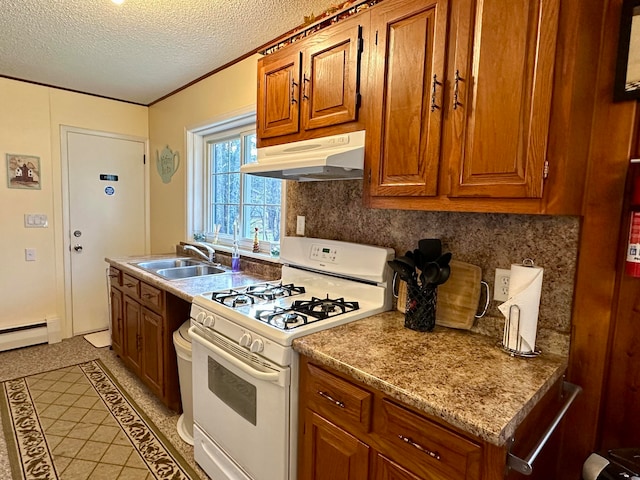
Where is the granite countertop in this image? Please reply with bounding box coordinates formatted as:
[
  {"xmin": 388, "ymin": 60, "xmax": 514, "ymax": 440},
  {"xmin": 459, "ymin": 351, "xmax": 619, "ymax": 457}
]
[
  {"xmin": 292, "ymin": 311, "xmax": 568, "ymax": 446},
  {"xmin": 105, "ymin": 254, "xmax": 276, "ymax": 302}
]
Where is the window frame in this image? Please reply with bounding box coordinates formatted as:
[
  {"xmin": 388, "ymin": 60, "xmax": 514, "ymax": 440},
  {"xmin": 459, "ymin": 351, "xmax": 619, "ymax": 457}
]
[{"xmin": 186, "ymin": 109, "xmax": 286, "ymax": 255}]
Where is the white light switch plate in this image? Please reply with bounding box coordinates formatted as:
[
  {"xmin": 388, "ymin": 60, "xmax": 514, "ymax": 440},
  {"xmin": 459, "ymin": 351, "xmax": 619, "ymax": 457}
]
[
  {"xmin": 296, "ymin": 216, "xmax": 305, "ymax": 236},
  {"xmin": 25, "ymin": 248, "xmax": 36, "ymax": 261},
  {"xmin": 24, "ymin": 214, "xmax": 48, "ymax": 228}
]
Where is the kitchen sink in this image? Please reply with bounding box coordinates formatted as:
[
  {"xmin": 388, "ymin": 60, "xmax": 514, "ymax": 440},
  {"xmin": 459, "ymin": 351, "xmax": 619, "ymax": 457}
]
[
  {"xmin": 155, "ymin": 265, "xmax": 228, "ymax": 279},
  {"xmin": 132, "ymin": 258, "xmax": 230, "ymax": 279},
  {"xmin": 135, "ymin": 258, "xmax": 201, "ymax": 270}
]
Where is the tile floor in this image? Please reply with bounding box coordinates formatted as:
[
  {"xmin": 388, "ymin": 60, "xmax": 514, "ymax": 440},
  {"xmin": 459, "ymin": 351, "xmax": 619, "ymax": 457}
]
[{"xmin": 0, "ymin": 336, "xmax": 208, "ymax": 480}]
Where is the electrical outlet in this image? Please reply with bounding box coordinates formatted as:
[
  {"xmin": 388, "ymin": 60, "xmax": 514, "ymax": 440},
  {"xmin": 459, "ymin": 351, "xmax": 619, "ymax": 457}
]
[{"xmin": 493, "ymin": 268, "xmax": 511, "ymax": 301}]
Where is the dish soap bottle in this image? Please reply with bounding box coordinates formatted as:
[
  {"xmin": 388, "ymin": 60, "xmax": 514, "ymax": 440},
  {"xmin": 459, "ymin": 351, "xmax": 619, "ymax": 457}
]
[
  {"xmin": 232, "ymin": 220, "xmax": 241, "ymax": 271},
  {"xmin": 232, "ymin": 242, "xmax": 240, "ymax": 272}
]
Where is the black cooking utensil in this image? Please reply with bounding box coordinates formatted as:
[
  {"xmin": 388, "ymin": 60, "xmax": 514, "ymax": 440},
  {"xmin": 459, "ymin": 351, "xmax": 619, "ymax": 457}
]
[
  {"xmin": 436, "ymin": 252, "xmax": 452, "ymax": 267},
  {"xmin": 387, "ymin": 259, "xmax": 417, "ymax": 285},
  {"xmin": 418, "ymin": 239, "xmax": 441, "ymax": 263},
  {"xmin": 434, "ymin": 263, "xmax": 451, "ymax": 285},
  {"xmin": 420, "ymin": 261, "xmax": 441, "ymax": 286}
]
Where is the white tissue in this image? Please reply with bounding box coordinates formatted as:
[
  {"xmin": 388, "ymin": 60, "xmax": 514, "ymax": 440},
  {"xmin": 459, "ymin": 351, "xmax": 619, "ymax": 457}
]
[{"xmin": 498, "ymin": 263, "xmax": 544, "ymax": 353}]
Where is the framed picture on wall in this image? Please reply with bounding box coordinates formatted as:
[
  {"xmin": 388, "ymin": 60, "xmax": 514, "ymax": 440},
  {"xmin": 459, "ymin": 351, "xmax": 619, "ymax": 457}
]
[
  {"xmin": 614, "ymin": 0, "xmax": 640, "ymax": 101},
  {"xmin": 6, "ymin": 154, "xmax": 41, "ymax": 190}
]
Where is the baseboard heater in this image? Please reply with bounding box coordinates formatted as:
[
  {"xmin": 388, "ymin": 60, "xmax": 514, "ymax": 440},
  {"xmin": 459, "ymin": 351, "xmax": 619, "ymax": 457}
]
[{"xmin": 0, "ymin": 317, "xmax": 61, "ymax": 352}]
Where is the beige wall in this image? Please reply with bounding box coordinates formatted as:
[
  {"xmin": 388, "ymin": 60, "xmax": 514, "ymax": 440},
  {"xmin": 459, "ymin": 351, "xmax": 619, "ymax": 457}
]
[
  {"xmin": 0, "ymin": 78, "xmax": 148, "ymax": 337},
  {"xmin": 148, "ymin": 54, "xmax": 260, "ymax": 253}
]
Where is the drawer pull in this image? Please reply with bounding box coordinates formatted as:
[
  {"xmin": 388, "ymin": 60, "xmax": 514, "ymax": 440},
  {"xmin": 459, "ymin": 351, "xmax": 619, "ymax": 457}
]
[
  {"xmin": 317, "ymin": 391, "xmax": 345, "ymax": 408},
  {"xmin": 398, "ymin": 435, "xmax": 440, "ymax": 460},
  {"xmin": 142, "ymin": 293, "xmax": 154, "ymax": 298},
  {"xmin": 125, "ymin": 283, "xmax": 135, "ymax": 288},
  {"xmin": 108, "ymin": 274, "xmax": 118, "ymax": 278}
]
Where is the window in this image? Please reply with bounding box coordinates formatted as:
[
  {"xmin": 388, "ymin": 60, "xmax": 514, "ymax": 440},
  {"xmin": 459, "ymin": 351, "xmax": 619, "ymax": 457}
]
[{"xmin": 203, "ymin": 125, "xmax": 283, "ymax": 246}]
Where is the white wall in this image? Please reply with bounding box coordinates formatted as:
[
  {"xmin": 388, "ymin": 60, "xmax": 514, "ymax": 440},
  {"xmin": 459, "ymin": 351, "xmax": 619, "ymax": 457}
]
[
  {"xmin": 0, "ymin": 78, "xmax": 148, "ymax": 337},
  {"xmin": 148, "ymin": 54, "xmax": 260, "ymax": 253}
]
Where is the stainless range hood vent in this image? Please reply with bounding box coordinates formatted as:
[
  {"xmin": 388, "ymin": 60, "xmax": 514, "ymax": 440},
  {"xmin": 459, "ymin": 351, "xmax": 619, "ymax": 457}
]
[{"xmin": 241, "ymin": 130, "xmax": 365, "ymax": 181}]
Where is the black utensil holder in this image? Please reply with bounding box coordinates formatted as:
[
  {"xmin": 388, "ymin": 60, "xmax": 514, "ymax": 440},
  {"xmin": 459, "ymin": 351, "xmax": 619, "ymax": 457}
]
[{"xmin": 404, "ymin": 284, "xmax": 437, "ymax": 332}]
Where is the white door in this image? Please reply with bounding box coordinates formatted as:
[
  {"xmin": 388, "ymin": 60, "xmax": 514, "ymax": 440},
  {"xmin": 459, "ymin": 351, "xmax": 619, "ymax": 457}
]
[{"xmin": 66, "ymin": 130, "xmax": 146, "ymax": 335}]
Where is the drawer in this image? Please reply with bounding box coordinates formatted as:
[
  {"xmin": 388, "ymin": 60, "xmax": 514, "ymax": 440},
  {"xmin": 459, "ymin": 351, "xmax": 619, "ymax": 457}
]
[
  {"xmin": 108, "ymin": 266, "xmax": 122, "ymax": 287},
  {"xmin": 121, "ymin": 273, "xmax": 140, "ymax": 298},
  {"xmin": 140, "ymin": 282, "xmax": 163, "ymax": 311},
  {"xmin": 305, "ymin": 363, "xmax": 372, "ymax": 433},
  {"xmin": 374, "ymin": 399, "xmax": 481, "ymax": 480}
]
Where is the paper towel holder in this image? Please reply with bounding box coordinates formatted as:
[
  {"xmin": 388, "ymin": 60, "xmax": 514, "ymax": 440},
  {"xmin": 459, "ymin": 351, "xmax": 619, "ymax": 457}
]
[{"xmin": 498, "ymin": 304, "xmax": 542, "ymax": 358}]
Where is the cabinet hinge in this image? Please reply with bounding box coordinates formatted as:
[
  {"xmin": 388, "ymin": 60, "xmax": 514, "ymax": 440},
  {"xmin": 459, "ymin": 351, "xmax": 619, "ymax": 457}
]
[
  {"xmin": 375, "ymin": 30, "xmax": 378, "ymax": 46},
  {"xmin": 143, "ymin": 154, "xmax": 146, "ymax": 165},
  {"xmin": 358, "ymin": 36, "xmax": 364, "ymax": 53},
  {"xmin": 543, "ymin": 160, "xmax": 549, "ymax": 179},
  {"xmin": 356, "ymin": 92, "xmax": 361, "ymax": 109},
  {"xmin": 368, "ymin": 168, "xmax": 372, "ymax": 184}
]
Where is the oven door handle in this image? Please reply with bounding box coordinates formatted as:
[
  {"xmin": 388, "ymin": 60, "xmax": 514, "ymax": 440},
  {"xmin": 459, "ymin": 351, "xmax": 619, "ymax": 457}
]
[{"xmin": 189, "ymin": 326, "xmax": 283, "ymax": 383}]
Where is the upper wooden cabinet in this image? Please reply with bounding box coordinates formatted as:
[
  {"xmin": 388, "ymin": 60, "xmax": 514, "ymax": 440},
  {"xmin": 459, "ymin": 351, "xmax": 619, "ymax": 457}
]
[
  {"xmin": 367, "ymin": 0, "xmax": 448, "ymax": 198},
  {"xmin": 444, "ymin": 0, "xmax": 559, "ymax": 199},
  {"xmin": 257, "ymin": 13, "xmax": 368, "ymax": 146},
  {"xmin": 366, "ymin": 0, "xmax": 560, "ymax": 207}
]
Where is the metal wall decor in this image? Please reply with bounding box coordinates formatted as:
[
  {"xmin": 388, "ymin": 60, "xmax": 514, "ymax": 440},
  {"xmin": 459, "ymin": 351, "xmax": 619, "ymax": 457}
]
[
  {"xmin": 156, "ymin": 145, "xmax": 180, "ymax": 184},
  {"xmin": 614, "ymin": 0, "xmax": 640, "ymax": 101},
  {"xmin": 6, "ymin": 154, "xmax": 41, "ymax": 190}
]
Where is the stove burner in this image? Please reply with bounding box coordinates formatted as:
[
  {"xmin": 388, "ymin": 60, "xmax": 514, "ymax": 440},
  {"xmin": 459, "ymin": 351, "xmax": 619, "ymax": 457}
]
[
  {"xmin": 255, "ymin": 308, "xmax": 309, "ymax": 330},
  {"xmin": 292, "ymin": 295, "xmax": 359, "ymax": 320},
  {"xmin": 211, "ymin": 283, "xmax": 306, "ymax": 307}
]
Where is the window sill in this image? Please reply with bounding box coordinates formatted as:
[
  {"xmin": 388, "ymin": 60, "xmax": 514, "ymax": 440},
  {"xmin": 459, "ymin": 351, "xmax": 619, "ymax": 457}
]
[{"xmin": 184, "ymin": 241, "xmax": 282, "ymax": 265}]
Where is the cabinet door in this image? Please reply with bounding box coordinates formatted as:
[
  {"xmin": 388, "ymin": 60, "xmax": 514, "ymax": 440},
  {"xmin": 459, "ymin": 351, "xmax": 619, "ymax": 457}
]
[
  {"xmin": 301, "ymin": 410, "xmax": 369, "ymax": 480},
  {"xmin": 257, "ymin": 49, "xmax": 301, "ymax": 139},
  {"xmin": 123, "ymin": 296, "xmax": 141, "ymax": 375},
  {"xmin": 141, "ymin": 307, "xmax": 164, "ymax": 397},
  {"xmin": 368, "ymin": 0, "xmax": 448, "ymax": 197},
  {"xmin": 445, "ymin": 0, "xmax": 559, "ymax": 198},
  {"xmin": 374, "ymin": 455, "xmax": 423, "ymax": 480},
  {"xmin": 110, "ymin": 287, "xmax": 123, "ymax": 356},
  {"xmin": 302, "ymin": 16, "xmax": 363, "ymax": 131}
]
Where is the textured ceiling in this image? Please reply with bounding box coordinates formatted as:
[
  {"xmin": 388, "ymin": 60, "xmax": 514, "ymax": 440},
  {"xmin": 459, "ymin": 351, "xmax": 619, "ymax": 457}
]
[{"xmin": 0, "ymin": 0, "xmax": 338, "ymax": 105}]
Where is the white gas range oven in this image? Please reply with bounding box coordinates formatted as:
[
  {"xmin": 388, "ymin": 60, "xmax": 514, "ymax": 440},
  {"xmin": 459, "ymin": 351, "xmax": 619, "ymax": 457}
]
[{"xmin": 188, "ymin": 236, "xmax": 394, "ymax": 480}]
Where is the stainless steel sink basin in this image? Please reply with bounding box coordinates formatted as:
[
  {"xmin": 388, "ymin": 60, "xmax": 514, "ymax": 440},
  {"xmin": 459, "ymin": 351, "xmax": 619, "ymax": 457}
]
[
  {"xmin": 154, "ymin": 265, "xmax": 228, "ymax": 279},
  {"xmin": 132, "ymin": 257, "xmax": 230, "ymax": 279},
  {"xmin": 135, "ymin": 258, "xmax": 201, "ymax": 270}
]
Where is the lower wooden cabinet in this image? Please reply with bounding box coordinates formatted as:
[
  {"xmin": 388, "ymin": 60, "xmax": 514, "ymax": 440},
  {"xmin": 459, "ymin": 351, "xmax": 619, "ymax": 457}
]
[
  {"xmin": 299, "ymin": 356, "xmax": 567, "ymax": 480},
  {"xmin": 109, "ymin": 266, "xmax": 190, "ymax": 411},
  {"xmin": 374, "ymin": 455, "xmax": 422, "ymax": 480},
  {"xmin": 303, "ymin": 409, "xmax": 370, "ymax": 480}
]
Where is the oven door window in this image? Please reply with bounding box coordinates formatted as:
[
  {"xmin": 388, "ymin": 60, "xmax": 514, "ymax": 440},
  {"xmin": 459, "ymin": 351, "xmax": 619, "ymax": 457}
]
[{"xmin": 208, "ymin": 356, "xmax": 256, "ymax": 425}]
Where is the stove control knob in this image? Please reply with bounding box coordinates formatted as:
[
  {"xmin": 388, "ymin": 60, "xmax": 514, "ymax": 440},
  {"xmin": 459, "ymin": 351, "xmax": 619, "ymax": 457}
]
[
  {"xmin": 250, "ymin": 339, "xmax": 264, "ymax": 353},
  {"xmin": 239, "ymin": 333, "xmax": 252, "ymax": 347},
  {"xmin": 203, "ymin": 315, "xmax": 215, "ymax": 327},
  {"xmin": 195, "ymin": 311, "xmax": 206, "ymax": 323}
]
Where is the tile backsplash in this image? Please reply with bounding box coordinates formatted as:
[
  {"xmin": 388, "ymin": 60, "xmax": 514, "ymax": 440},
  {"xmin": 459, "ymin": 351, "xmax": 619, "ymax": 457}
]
[{"xmin": 286, "ymin": 180, "xmax": 580, "ymax": 356}]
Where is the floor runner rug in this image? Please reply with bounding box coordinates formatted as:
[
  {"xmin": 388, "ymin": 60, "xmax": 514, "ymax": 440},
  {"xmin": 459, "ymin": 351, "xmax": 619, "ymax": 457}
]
[{"xmin": 0, "ymin": 359, "xmax": 198, "ymax": 480}]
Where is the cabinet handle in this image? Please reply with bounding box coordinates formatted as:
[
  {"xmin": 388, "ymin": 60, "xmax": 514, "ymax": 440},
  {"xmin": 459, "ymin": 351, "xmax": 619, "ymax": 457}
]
[
  {"xmin": 125, "ymin": 283, "xmax": 135, "ymax": 288},
  {"xmin": 291, "ymin": 79, "xmax": 298, "ymax": 104},
  {"xmin": 398, "ymin": 435, "xmax": 441, "ymax": 460},
  {"xmin": 430, "ymin": 74, "xmax": 441, "ymax": 112},
  {"xmin": 108, "ymin": 274, "xmax": 118, "ymax": 278},
  {"xmin": 142, "ymin": 293, "xmax": 154, "ymax": 299},
  {"xmin": 317, "ymin": 391, "xmax": 345, "ymax": 408},
  {"xmin": 302, "ymin": 74, "xmax": 310, "ymax": 100},
  {"xmin": 453, "ymin": 69, "xmax": 462, "ymax": 110}
]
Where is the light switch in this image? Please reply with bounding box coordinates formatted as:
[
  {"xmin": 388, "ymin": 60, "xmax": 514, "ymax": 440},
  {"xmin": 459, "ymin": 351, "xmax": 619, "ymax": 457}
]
[
  {"xmin": 25, "ymin": 248, "xmax": 36, "ymax": 261},
  {"xmin": 24, "ymin": 214, "xmax": 48, "ymax": 228}
]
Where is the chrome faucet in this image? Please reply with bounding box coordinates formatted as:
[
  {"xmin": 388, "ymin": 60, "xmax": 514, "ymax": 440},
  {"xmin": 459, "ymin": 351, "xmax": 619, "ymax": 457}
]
[{"xmin": 184, "ymin": 242, "xmax": 215, "ymax": 262}]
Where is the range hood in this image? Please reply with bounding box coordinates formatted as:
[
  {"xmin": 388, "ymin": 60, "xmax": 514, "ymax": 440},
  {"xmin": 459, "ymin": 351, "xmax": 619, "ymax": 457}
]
[{"xmin": 241, "ymin": 130, "xmax": 365, "ymax": 181}]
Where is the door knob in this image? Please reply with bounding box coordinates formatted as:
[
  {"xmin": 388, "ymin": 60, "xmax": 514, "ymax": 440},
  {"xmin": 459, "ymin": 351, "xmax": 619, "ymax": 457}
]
[{"xmin": 74, "ymin": 244, "xmax": 83, "ymax": 252}]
